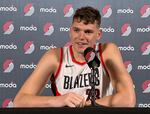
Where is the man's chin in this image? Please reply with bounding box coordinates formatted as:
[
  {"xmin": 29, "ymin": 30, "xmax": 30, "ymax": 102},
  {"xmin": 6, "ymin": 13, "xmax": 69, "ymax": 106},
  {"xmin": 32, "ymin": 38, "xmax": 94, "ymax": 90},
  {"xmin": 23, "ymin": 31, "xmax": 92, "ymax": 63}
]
[
  {"xmin": 73, "ymin": 45, "xmax": 88, "ymax": 54},
  {"xmin": 77, "ymin": 49, "xmax": 85, "ymax": 54},
  {"xmin": 78, "ymin": 51, "xmax": 84, "ymax": 54}
]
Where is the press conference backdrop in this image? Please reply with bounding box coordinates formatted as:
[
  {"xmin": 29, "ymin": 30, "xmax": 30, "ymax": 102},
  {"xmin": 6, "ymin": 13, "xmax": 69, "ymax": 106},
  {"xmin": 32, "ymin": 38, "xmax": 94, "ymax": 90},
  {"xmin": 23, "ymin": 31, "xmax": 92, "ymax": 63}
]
[{"xmin": 0, "ymin": 0, "xmax": 149, "ymax": 108}]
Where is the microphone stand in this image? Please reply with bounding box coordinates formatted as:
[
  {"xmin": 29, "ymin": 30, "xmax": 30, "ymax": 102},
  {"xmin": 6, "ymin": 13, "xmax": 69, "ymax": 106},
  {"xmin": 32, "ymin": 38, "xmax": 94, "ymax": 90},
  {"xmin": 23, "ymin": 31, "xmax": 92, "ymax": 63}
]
[{"xmin": 89, "ymin": 67, "xmax": 100, "ymax": 107}]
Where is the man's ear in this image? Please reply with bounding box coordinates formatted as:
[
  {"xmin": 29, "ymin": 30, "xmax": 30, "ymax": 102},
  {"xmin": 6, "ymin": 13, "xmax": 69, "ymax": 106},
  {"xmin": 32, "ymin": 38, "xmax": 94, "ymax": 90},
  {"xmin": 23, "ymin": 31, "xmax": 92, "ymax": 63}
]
[
  {"xmin": 69, "ymin": 26, "xmax": 72, "ymax": 38},
  {"xmin": 97, "ymin": 29, "xmax": 102, "ymax": 40}
]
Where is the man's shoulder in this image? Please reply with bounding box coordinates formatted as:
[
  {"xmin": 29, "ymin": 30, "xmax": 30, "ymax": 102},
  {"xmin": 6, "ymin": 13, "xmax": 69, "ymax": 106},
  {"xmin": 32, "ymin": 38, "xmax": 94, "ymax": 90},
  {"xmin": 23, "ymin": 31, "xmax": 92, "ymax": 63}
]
[
  {"xmin": 100, "ymin": 42, "xmax": 120, "ymax": 60},
  {"xmin": 101, "ymin": 42, "xmax": 118, "ymax": 52},
  {"xmin": 44, "ymin": 47, "xmax": 62, "ymax": 61},
  {"xmin": 46, "ymin": 47, "xmax": 61, "ymax": 54}
]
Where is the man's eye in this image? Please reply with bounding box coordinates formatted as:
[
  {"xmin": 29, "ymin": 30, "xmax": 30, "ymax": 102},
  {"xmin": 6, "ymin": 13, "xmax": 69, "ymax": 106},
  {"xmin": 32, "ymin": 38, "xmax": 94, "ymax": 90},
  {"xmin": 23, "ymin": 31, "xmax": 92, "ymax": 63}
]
[
  {"xmin": 86, "ymin": 31, "xmax": 90, "ymax": 33},
  {"xmin": 74, "ymin": 29, "xmax": 80, "ymax": 32},
  {"xmin": 85, "ymin": 31, "xmax": 92, "ymax": 34}
]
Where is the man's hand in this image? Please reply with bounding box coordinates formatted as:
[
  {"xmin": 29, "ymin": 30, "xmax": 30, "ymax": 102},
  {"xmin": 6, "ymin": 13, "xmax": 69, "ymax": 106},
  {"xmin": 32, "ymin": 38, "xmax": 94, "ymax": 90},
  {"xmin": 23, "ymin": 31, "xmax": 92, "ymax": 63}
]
[{"xmin": 55, "ymin": 92, "xmax": 86, "ymax": 107}]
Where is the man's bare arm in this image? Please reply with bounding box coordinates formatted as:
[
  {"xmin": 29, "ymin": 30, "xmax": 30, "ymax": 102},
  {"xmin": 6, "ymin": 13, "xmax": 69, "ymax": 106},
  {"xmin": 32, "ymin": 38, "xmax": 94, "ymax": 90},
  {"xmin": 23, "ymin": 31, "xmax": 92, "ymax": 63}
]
[{"xmin": 86, "ymin": 43, "xmax": 136, "ymax": 107}]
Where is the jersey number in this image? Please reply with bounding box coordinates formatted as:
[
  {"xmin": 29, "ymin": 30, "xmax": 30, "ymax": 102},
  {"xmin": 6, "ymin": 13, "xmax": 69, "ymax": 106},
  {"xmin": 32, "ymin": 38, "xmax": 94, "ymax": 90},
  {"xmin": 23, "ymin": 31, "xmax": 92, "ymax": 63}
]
[{"xmin": 86, "ymin": 89, "xmax": 100, "ymax": 101}]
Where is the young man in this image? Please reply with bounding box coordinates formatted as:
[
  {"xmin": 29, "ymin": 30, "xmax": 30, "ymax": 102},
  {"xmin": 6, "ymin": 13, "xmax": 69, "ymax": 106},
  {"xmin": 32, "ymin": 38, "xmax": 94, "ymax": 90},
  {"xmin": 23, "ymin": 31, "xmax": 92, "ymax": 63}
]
[{"xmin": 13, "ymin": 6, "xmax": 136, "ymax": 107}]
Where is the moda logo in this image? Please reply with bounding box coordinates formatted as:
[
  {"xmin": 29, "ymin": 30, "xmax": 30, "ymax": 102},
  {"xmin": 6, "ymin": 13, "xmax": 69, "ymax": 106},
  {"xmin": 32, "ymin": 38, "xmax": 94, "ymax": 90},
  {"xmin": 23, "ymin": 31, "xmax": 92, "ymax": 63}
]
[
  {"xmin": 60, "ymin": 27, "xmax": 70, "ymax": 32},
  {"xmin": 20, "ymin": 24, "xmax": 37, "ymax": 31},
  {"xmin": 140, "ymin": 4, "xmax": 150, "ymax": 18},
  {"xmin": 137, "ymin": 64, "xmax": 150, "ymax": 70},
  {"xmin": 142, "ymin": 80, "xmax": 150, "ymax": 93},
  {"xmin": 2, "ymin": 99, "xmax": 13, "ymax": 108},
  {"xmin": 102, "ymin": 4, "xmax": 112, "ymax": 18},
  {"xmin": 117, "ymin": 8, "xmax": 134, "ymax": 14},
  {"xmin": 3, "ymin": 21, "xmax": 14, "ymax": 35},
  {"xmin": 0, "ymin": 82, "xmax": 17, "ymax": 88},
  {"xmin": 43, "ymin": 22, "xmax": 54, "ymax": 36},
  {"xmin": 45, "ymin": 83, "xmax": 51, "ymax": 88},
  {"xmin": 20, "ymin": 63, "xmax": 36, "ymax": 69},
  {"xmin": 124, "ymin": 61, "xmax": 132, "ymax": 73},
  {"xmin": 100, "ymin": 26, "xmax": 115, "ymax": 32},
  {"xmin": 40, "ymin": 7, "xmax": 57, "ymax": 13},
  {"xmin": 0, "ymin": 5, "xmax": 17, "ymax": 12},
  {"xmin": 40, "ymin": 44, "xmax": 57, "ymax": 50},
  {"xmin": 0, "ymin": 43, "xmax": 17, "ymax": 50},
  {"xmin": 141, "ymin": 42, "xmax": 150, "ymax": 55},
  {"xmin": 138, "ymin": 103, "xmax": 150, "ymax": 108},
  {"xmin": 137, "ymin": 26, "xmax": 150, "ymax": 33},
  {"xmin": 64, "ymin": 4, "xmax": 74, "ymax": 17},
  {"xmin": 23, "ymin": 41, "xmax": 35, "ymax": 54},
  {"xmin": 24, "ymin": 3, "xmax": 35, "ymax": 16},
  {"xmin": 121, "ymin": 23, "xmax": 131, "ymax": 36},
  {"xmin": 118, "ymin": 45, "xmax": 135, "ymax": 51},
  {"xmin": 3, "ymin": 59, "xmax": 14, "ymax": 73}
]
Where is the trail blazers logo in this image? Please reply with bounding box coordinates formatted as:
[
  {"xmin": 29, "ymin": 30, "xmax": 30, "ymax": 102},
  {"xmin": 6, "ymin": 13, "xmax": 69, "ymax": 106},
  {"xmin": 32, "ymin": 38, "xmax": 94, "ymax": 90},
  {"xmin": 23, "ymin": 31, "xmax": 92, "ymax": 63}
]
[
  {"xmin": 2, "ymin": 99, "xmax": 13, "ymax": 108},
  {"xmin": 141, "ymin": 42, "xmax": 150, "ymax": 55},
  {"xmin": 43, "ymin": 22, "xmax": 54, "ymax": 36},
  {"xmin": 102, "ymin": 4, "xmax": 112, "ymax": 18},
  {"xmin": 3, "ymin": 59, "xmax": 14, "ymax": 73},
  {"xmin": 3, "ymin": 21, "xmax": 14, "ymax": 35},
  {"xmin": 140, "ymin": 4, "xmax": 150, "ymax": 18},
  {"xmin": 64, "ymin": 4, "xmax": 74, "ymax": 17},
  {"xmin": 24, "ymin": 3, "xmax": 35, "ymax": 16},
  {"xmin": 121, "ymin": 23, "xmax": 131, "ymax": 36},
  {"xmin": 24, "ymin": 41, "xmax": 35, "ymax": 54},
  {"xmin": 124, "ymin": 61, "xmax": 132, "ymax": 73},
  {"xmin": 142, "ymin": 80, "xmax": 150, "ymax": 93}
]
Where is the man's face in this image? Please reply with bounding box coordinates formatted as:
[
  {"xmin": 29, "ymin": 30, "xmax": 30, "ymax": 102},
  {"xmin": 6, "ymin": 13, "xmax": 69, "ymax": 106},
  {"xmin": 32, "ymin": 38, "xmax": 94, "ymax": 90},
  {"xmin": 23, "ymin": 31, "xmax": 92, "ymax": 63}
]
[{"xmin": 70, "ymin": 20, "xmax": 101, "ymax": 54}]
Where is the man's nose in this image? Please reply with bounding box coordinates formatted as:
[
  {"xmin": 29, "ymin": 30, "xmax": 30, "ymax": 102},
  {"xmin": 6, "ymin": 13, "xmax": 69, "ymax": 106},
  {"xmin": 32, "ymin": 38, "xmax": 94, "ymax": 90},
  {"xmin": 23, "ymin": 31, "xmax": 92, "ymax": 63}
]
[{"xmin": 79, "ymin": 31, "xmax": 85, "ymax": 40}]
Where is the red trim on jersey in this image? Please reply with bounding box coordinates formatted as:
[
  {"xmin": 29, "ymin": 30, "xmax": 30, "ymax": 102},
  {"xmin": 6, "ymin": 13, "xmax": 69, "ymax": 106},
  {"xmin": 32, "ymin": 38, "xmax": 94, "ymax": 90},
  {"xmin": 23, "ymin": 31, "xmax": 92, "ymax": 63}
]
[
  {"xmin": 99, "ymin": 44, "xmax": 109, "ymax": 76},
  {"xmin": 51, "ymin": 78, "xmax": 61, "ymax": 96},
  {"xmin": 55, "ymin": 86, "xmax": 61, "ymax": 96},
  {"xmin": 69, "ymin": 45, "xmax": 86, "ymax": 65},
  {"xmin": 52, "ymin": 48, "xmax": 63, "ymax": 96}
]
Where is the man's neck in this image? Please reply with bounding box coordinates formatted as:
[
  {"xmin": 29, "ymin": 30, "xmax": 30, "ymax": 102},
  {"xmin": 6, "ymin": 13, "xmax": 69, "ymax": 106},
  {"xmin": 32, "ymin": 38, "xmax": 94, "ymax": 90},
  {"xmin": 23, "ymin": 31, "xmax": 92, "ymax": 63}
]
[{"xmin": 72, "ymin": 47, "xmax": 86, "ymax": 63}]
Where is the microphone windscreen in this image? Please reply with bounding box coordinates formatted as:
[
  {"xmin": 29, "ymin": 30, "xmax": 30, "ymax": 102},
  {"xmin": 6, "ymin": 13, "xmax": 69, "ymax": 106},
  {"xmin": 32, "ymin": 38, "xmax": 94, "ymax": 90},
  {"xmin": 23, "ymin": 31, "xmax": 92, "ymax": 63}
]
[
  {"xmin": 84, "ymin": 47, "xmax": 100, "ymax": 69},
  {"xmin": 84, "ymin": 47, "xmax": 95, "ymax": 63}
]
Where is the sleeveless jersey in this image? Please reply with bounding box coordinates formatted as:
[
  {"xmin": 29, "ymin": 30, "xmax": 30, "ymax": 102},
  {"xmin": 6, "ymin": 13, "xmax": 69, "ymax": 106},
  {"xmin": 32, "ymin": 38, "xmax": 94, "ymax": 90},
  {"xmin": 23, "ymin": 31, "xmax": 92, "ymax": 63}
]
[{"xmin": 51, "ymin": 43, "xmax": 114, "ymax": 100}]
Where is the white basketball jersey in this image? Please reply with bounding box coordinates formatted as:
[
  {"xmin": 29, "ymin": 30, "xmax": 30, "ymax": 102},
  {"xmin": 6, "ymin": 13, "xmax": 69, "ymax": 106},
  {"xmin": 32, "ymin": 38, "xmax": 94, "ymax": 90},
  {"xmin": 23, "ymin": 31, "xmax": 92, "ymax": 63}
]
[{"xmin": 51, "ymin": 43, "xmax": 114, "ymax": 100}]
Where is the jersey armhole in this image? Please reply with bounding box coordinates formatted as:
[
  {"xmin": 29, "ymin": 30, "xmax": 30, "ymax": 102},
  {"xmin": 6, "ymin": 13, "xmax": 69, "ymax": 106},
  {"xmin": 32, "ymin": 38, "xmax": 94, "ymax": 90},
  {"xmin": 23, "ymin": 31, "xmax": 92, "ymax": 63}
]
[
  {"xmin": 99, "ymin": 44, "xmax": 110, "ymax": 77},
  {"xmin": 54, "ymin": 48, "xmax": 63, "ymax": 80},
  {"xmin": 51, "ymin": 48, "xmax": 63, "ymax": 96}
]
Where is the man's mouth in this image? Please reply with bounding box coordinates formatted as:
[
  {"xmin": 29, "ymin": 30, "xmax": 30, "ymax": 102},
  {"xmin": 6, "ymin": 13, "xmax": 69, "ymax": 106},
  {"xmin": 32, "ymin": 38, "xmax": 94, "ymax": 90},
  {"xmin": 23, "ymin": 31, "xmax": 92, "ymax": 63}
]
[{"xmin": 76, "ymin": 42, "xmax": 87, "ymax": 45}]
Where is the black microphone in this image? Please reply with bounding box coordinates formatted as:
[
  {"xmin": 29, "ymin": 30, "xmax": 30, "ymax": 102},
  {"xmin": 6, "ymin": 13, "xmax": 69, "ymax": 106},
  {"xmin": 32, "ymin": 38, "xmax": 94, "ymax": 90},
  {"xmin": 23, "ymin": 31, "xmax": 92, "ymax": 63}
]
[{"xmin": 84, "ymin": 47, "xmax": 100, "ymax": 69}]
